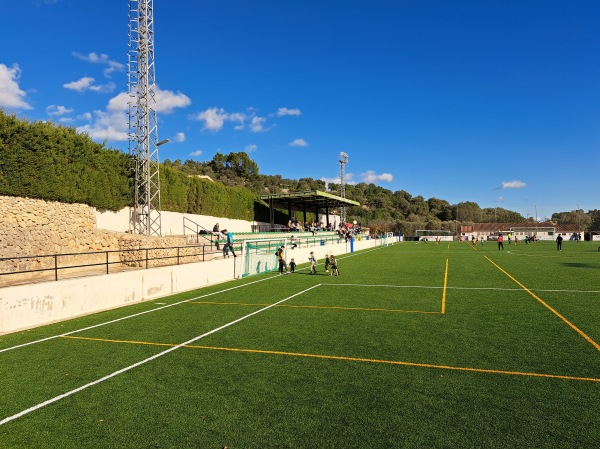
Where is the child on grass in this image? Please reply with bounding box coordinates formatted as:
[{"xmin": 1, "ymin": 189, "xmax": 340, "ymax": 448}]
[
  {"xmin": 324, "ymin": 254, "xmax": 331, "ymax": 273},
  {"xmin": 308, "ymin": 252, "xmax": 317, "ymax": 274},
  {"xmin": 329, "ymin": 255, "xmax": 339, "ymax": 276}
]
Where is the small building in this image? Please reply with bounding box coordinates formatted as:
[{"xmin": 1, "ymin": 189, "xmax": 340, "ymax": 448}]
[{"xmin": 460, "ymin": 222, "xmax": 583, "ymax": 241}]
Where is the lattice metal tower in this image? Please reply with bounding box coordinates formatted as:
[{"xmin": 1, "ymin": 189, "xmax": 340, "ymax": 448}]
[
  {"xmin": 128, "ymin": 0, "xmax": 162, "ymax": 235},
  {"xmin": 338, "ymin": 152, "xmax": 348, "ymax": 224}
]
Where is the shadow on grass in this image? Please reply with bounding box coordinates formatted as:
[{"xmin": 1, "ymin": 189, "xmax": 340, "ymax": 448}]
[{"xmin": 560, "ymin": 262, "xmax": 600, "ymax": 269}]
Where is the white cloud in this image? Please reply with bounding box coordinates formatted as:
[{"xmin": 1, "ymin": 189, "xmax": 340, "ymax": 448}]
[
  {"xmin": 321, "ymin": 173, "xmax": 356, "ymax": 189},
  {"xmin": 106, "ymin": 92, "xmax": 130, "ymax": 111},
  {"xmin": 174, "ymin": 132, "xmax": 186, "ymax": 142},
  {"xmin": 46, "ymin": 105, "xmax": 73, "ymax": 116},
  {"xmin": 89, "ymin": 82, "xmax": 116, "ymax": 94},
  {"xmin": 495, "ymin": 196, "xmax": 505, "ymax": 203},
  {"xmin": 190, "ymin": 150, "xmax": 203, "ymax": 157},
  {"xmin": 321, "ymin": 176, "xmax": 340, "ymax": 186},
  {"xmin": 245, "ymin": 144, "xmax": 257, "ymax": 153},
  {"xmin": 77, "ymin": 109, "xmax": 128, "ymax": 141},
  {"xmin": 191, "ymin": 107, "xmax": 274, "ymax": 133},
  {"xmin": 0, "ymin": 64, "xmax": 32, "ymax": 109},
  {"xmin": 63, "ymin": 77, "xmax": 115, "ymax": 93},
  {"xmin": 501, "ymin": 180, "xmax": 526, "ymax": 189},
  {"xmin": 63, "ymin": 77, "xmax": 95, "ymax": 92},
  {"xmin": 361, "ymin": 171, "xmax": 393, "ymax": 183},
  {"xmin": 77, "ymin": 87, "xmax": 191, "ymax": 142},
  {"xmin": 193, "ymin": 107, "xmax": 230, "ymax": 131},
  {"xmin": 72, "ymin": 51, "xmax": 125, "ymax": 78},
  {"xmin": 277, "ymin": 107, "xmax": 301, "ymax": 117},
  {"xmin": 230, "ymin": 112, "xmax": 247, "ymax": 130},
  {"xmin": 289, "ymin": 138, "xmax": 308, "ymax": 147},
  {"xmin": 250, "ymin": 115, "xmax": 267, "ymax": 133},
  {"xmin": 155, "ymin": 88, "xmax": 191, "ymax": 114}
]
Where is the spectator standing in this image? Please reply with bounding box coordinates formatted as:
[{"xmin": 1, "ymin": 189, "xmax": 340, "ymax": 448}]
[
  {"xmin": 289, "ymin": 258, "xmax": 296, "ymax": 273},
  {"xmin": 556, "ymin": 234, "xmax": 563, "ymax": 251},
  {"xmin": 277, "ymin": 245, "xmax": 287, "ymax": 274},
  {"xmin": 221, "ymin": 229, "xmax": 236, "ymax": 258}
]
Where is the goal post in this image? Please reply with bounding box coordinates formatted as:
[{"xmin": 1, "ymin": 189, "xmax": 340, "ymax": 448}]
[
  {"xmin": 235, "ymin": 238, "xmax": 288, "ymax": 279},
  {"xmin": 415, "ymin": 229, "xmax": 452, "ymax": 241}
]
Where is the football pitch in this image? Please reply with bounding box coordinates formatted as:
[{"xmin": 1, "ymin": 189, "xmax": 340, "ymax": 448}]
[{"xmin": 1, "ymin": 240, "xmax": 599, "ymax": 448}]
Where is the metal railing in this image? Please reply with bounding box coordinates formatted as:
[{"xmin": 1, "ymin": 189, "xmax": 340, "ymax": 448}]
[
  {"xmin": 0, "ymin": 244, "xmax": 220, "ymax": 285},
  {"xmin": 183, "ymin": 217, "xmax": 216, "ymax": 245},
  {"xmin": 0, "ymin": 234, "xmax": 357, "ymax": 285}
]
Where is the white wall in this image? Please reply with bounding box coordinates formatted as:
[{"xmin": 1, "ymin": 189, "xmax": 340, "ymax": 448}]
[
  {"xmin": 0, "ymin": 237, "xmax": 389, "ymax": 334},
  {"xmin": 95, "ymin": 207, "xmax": 259, "ymax": 235},
  {"xmin": 95, "ymin": 207, "xmax": 341, "ymax": 236}
]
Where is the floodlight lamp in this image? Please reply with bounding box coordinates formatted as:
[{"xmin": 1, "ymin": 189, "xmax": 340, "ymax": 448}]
[{"xmin": 157, "ymin": 139, "xmax": 170, "ymax": 147}]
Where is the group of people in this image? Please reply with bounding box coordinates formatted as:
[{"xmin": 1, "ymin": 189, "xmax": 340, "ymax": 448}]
[
  {"xmin": 276, "ymin": 247, "xmax": 339, "ymax": 276},
  {"xmin": 287, "ymin": 218, "xmax": 335, "ymax": 233},
  {"xmin": 308, "ymin": 252, "xmax": 339, "ymax": 276},
  {"xmin": 212, "ymin": 223, "xmax": 236, "ymax": 258}
]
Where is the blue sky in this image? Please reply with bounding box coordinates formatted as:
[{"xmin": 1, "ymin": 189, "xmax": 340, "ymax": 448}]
[{"xmin": 1, "ymin": 0, "xmax": 599, "ymax": 220}]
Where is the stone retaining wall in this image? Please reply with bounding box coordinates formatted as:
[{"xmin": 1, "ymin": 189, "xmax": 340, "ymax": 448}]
[{"xmin": 0, "ymin": 196, "xmax": 208, "ymax": 284}]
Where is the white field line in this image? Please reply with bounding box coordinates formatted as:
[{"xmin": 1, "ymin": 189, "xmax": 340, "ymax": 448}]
[
  {"xmin": 0, "ymin": 284, "xmax": 321, "ymax": 426},
  {"xmin": 0, "ymin": 274, "xmax": 278, "ymax": 354},
  {"xmin": 0, "ymin": 244, "xmax": 391, "ymax": 353}
]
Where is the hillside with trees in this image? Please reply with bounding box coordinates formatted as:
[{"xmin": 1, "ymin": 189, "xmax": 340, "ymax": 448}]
[{"xmin": 0, "ymin": 110, "xmax": 594, "ymax": 235}]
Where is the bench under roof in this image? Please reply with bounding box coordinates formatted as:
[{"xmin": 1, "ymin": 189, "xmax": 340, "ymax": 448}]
[{"xmin": 259, "ymin": 190, "xmax": 359, "ymax": 230}]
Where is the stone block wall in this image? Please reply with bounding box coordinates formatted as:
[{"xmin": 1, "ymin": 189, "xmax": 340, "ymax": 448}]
[{"xmin": 0, "ymin": 196, "xmax": 209, "ymax": 283}]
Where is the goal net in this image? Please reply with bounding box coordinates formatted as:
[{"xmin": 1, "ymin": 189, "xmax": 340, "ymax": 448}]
[
  {"xmin": 415, "ymin": 229, "xmax": 452, "ymax": 241},
  {"xmin": 235, "ymin": 238, "xmax": 288, "ymax": 279}
]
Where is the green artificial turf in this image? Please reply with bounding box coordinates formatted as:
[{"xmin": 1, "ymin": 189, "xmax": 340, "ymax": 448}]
[{"xmin": 1, "ymin": 241, "xmax": 599, "ymax": 448}]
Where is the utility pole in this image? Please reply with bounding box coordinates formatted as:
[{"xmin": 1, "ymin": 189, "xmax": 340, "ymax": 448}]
[{"xmin": 128, "ymin": 0, "xmax": 163, "ymax": 236}]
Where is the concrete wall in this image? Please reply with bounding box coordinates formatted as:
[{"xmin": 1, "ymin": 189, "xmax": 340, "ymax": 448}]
[
  {"xmin": 95, "ymin": 207, "xmax": 259, "ymax": 235},
  {"xmin": 0, "ymin": 237, "xmax": 387, "ymax": 334},
  {"xmin": 96, "ymin": 207, "xmax": 341, "ymax": 236}
]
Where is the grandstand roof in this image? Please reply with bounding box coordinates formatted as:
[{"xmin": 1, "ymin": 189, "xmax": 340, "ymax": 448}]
[{"xmin": 260, "ymin": 190, "xmax": 359, "ymax": 213}]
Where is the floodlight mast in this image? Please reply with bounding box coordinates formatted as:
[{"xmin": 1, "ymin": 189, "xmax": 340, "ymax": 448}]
[
  {"xmin": 338, "ymin": 152, "xmax": 348, "ymax": 224},
  {"xmin": 128, "ymin": 0, "xmax": 162, "ymax": 236}
]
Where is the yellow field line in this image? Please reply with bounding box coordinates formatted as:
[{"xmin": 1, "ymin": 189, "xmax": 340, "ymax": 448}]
[
  {"xmin": 61, "ymin": 335, "xmax": 600, "ymax": 383},
  {"xmin": 441, "ymin": 259, "xmax": 448, "ymax": 314},
  {"xmin": 485, "ymin": 256, "xmax": 600, "ymax": 352},
  {"xmin": 189, "ymin": 301, "xmax": 439, "ymax": 314}
]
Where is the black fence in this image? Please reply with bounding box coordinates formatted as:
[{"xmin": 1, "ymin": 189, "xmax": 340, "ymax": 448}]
[
  {"xmin": 0, "ymin": 244, "xmax": 219, "ymax": 284},
  {"xmin": 0, "ymin": 234, "xmax": 353, "ymax": 285}
]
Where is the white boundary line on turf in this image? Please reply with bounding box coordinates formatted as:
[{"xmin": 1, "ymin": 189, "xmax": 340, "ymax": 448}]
[
  {"xmin": 0, "ymin": 243, "xmax": 390, "ymax": 354},
  {"xmin": 0, "ymin": 274, "xmax": 278, "ymax": 354},
  {"xmin": 0, "ymin": 284, "xmax": 321, "ymax": 426}
]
